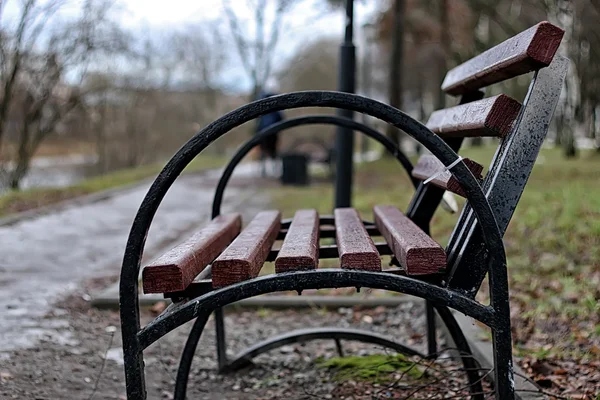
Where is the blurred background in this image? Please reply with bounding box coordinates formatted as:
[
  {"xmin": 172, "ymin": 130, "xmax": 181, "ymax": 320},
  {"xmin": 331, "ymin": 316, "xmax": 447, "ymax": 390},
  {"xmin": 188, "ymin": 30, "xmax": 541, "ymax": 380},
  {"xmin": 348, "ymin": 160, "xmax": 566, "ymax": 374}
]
[
  {"xmin": 0, "ymin": 0, "xmax": 597, "ymax": 195},
  {"xmin": 1, "ymin": 2, "xmax": 599, "ymax": 398}
]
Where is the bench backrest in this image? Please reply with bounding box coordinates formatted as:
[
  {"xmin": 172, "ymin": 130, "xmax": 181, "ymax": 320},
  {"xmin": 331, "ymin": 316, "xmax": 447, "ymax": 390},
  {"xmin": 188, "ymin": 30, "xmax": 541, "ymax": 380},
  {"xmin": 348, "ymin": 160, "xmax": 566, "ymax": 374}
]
[{"xmin": 407, "ymin": 21, "xmax": 567, "ymax": 297}]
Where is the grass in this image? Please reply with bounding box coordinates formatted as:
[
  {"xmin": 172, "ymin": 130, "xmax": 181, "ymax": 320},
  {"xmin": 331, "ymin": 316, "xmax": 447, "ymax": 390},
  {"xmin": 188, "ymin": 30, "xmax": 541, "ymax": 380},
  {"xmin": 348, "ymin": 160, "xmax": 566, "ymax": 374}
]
[
  {"xmin": 317, "ymin": 354, "xmax": 421, "ymax": 383},
  {"xmin": 0, "ymin": 153, "xmax": 227, "ymax": 218},
  {"xmin": 269, "ymin": 146, "xmax": 600, "ymax": 362}
]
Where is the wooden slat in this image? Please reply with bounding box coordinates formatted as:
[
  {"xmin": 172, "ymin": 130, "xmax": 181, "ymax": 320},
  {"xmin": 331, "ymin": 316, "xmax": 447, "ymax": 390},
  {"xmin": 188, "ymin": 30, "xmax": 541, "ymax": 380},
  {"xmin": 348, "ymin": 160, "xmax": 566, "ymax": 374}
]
[
  {"xmin": 212, "ymin": 210, "xmax": 281, "ymax": 288},
  {"xmin": 142, "ymin": 214, "xmax": 242, "ymax": 293},
  {"xmin": 334, "ymin": 208, "xmax": 381, "ymax": 271},
  {"xmin": 374, "ymin": 205, "xmax": 446, "ymax": 275},
  {"xmin": 412, "ymin": 155, "xmax": 484, "ymax": 197},
  {"xmin": 442, "ymin": 22, "xmax": 564, "ymax": 96},
  {"xmin": 426, "ymin": 95, "xmax": 522, "ymax": 138},
  {"xmin": 275, "ymin": 209, "xmax": 319, "ymax": 272}
]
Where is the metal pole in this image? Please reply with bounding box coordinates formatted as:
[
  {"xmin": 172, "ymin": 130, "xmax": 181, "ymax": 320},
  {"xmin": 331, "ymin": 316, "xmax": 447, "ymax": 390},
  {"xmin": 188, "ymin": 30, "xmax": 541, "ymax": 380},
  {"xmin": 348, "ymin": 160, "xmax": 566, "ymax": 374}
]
[
  {"xmin": 361, "ymin": 23, "xmax": 374, "ymax": 158},
  {"xmin": 334, "ymin": 0, "xmax": 356, "ymax": 208}
]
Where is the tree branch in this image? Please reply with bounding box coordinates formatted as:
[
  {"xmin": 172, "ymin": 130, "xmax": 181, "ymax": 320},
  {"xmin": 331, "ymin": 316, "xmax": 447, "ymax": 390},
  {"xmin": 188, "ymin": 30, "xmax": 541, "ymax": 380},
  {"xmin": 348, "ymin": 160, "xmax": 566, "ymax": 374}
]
[{"xmin": 223, "ymin": 0, "xmax": 253, "ymax": 75}]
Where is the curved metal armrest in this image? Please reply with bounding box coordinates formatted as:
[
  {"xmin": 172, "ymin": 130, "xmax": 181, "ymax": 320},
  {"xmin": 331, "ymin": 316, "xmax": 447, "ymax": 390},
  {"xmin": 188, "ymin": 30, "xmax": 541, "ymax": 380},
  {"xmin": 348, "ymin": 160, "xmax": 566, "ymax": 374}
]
[
  {"xmin": 210, "ymin": 115, "xmax": 416, "ymax": 218},
  {"xmin": 120, "ymin": 91, "xmax": 506, "ymax": 349}
]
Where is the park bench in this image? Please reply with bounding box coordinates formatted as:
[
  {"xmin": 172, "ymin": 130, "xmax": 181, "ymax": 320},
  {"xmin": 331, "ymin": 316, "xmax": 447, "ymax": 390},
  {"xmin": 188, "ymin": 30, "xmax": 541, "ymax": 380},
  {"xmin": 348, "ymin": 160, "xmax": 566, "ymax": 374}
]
[{"xmin": 120, "ymin": 21, "xmax": 567, "ymax": 400}]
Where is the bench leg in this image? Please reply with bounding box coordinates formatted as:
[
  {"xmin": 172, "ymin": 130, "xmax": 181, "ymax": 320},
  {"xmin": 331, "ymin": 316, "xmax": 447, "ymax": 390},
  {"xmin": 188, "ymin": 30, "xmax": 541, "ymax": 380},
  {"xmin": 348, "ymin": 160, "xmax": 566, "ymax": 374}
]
[
  {"xmin": 215, "ymin": 307, "xmax": 228, "ymax": 371},
  {"xmin": 425, "ymin": 300, "xmax": 437, "ymax": 357},
  {"xmin": 174, "ymin": 312, "xmax": 211, "ymax": 400},
  {"xmin": 435, "ymin": 305, "xmax": 484, "ymax": 400},
  {"xmin": 492, "ymin": 311, "xmax": 515, "ymax": 399},
  {"xmin": 123, "ymin": 343, "xmax": 146, "ymax": 400},
  {"xmin": 490, "ymin": 266, "xmax": 515, "ymax": 400}
]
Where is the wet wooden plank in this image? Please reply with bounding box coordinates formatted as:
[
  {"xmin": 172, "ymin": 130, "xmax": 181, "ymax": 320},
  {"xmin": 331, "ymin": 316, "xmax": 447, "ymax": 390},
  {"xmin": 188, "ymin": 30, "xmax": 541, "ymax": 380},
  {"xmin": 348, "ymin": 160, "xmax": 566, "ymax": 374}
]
[
  {"xmin": 334, "ymin": 208, "xmax": 381, "ymax": 271},
  {"xmin": 442, "ymin": 22, "xmax": 564, "ymax": 95},
  {"xmin": 142, "ymin": 214, "xmax": 242, "ymax": 293},
  {"xmin": 212, "ymin": 211, "xmax": 281, "ymax": 288},
  {"xmin": 275, "ymin": 209, "xmax": 320, "ymax": 272},
  {"xmin": 374, "ymin": 205, "xmax": 446, "ymax": 275},
  {"xmin": 412, "ymin": 155, "xmax": 484, "ymax": 197},
  {"xmin": 426, "ymin": 95, "xmax": 522, "ymax": 138}
]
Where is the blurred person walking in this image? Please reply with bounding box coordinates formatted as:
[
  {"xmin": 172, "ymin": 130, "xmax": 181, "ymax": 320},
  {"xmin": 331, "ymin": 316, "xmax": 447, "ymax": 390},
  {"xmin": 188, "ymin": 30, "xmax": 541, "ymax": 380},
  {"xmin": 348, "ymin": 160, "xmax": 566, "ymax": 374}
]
[{"xmin": 255, "ymin": 89, "xmax": 284, "ymax": 177}]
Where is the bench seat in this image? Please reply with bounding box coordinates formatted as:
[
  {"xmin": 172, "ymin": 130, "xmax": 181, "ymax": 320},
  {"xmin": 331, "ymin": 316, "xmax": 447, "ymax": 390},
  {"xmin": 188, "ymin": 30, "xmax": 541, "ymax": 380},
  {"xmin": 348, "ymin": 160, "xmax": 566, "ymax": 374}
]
[{"xmin": 141, "ymin": 205, "xmax": 451, "ymax": 295}]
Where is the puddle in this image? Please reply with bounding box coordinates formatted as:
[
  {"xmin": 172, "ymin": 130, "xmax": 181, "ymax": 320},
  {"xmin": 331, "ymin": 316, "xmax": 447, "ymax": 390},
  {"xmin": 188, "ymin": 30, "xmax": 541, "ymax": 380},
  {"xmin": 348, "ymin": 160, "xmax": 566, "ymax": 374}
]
[
  {"xmin": 0, "ymin": 314, "xmax": 78, "ymax": 353},
  {"xmin": 105, "ymin": 348, "xmax": 124, "ymax": 365}
]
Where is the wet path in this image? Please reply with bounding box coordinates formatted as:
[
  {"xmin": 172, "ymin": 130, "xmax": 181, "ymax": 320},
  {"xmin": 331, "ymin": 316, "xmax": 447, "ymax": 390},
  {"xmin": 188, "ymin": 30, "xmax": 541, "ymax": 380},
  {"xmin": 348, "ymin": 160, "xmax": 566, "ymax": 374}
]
[{"xmin": 0, "ymin": 167, "xmax": 265, "ymax": 355}]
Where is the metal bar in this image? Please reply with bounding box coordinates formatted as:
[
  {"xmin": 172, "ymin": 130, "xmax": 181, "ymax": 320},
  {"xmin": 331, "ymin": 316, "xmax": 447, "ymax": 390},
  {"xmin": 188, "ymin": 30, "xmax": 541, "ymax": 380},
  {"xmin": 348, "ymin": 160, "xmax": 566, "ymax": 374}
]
[
  {"xmin": 173, "ymin": 311, "xmax": 211, "ymax": 400},
  {"xmin": 435, "ymin": 306, "xmax": 484, "ymax": 399},
  {"xmin": 284, "ymin": 215, "xmax": 377, "ymax": 227},
  {"xmin": 277, "ymin": 223, "xmax": 379, "ymax": 240},
  {"xmin": 491, "ymin": 312, "xmax": 515, "ymax": 399},
  {"xmin": 447, "ymin": 56, "xmax": 569, "ymax": 296},
  {"xmin": 136, "ymin": 270, "xmax": 496, "ymax": 350},
  {"xmin": 222, "ymin": 327, "xmax": 426, "ymax": 372},
  {"xmin": 267, "ymin": 242, "xmax": 392, "ymax": 262},
  {"xmin": 425, "ymin": 301, "xmax": 437, "ymax": 357},
  {"xmin": 214, "ymin": 308, "xmax": 227, "ymax": 370},
  {"xmin": 335, "ymin": 338, "xmax": 344, "ymax": 357},
  {"xmin": 334, "ymin": 0, "xmax": 356, "ymax": 208}
]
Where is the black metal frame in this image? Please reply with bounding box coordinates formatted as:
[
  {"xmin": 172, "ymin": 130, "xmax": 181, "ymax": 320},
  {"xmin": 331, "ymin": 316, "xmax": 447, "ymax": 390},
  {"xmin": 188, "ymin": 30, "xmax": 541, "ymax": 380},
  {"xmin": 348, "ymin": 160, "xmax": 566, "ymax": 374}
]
[
  {"xmin": 207, "ymin": 114, "xmax": 480, "ymax": 394},
  {"xmin": 120, "ymin": 90, "xmax": 517, "ymax": 399},
  {"xmin": 446, "ymin": 56, "xmax": 569, "ymax": 297}
]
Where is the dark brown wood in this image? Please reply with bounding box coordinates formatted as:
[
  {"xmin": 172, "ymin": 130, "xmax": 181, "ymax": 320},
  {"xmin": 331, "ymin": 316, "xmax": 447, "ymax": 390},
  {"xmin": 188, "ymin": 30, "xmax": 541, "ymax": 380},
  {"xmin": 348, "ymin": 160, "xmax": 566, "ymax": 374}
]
[
  {"xmin": 373, "ymin": 205, "xmax": 446, "ymax": 275},
  {"xmin": 426, "ymin": 95, "xmax": 522, "ymax": 138},
  {"xmin": 275, "ymin": 209, "xmax": 320, "ymax": 272},
  {"xmin": 212, "ymin": 210, "xmax": 281, "ymax": 288},
  {"xmin": 442, "ymin": 21, "xmax": 564, "ymax": 96},
  {"xmin": 411, "ymin": 155, "xmax": 484, "ymax": 197},
  {"xmin": 142, "ymin": 214, "xmax": 242, "ymax": 294},
  {"xmin": 334, "ymin": 208, "xmax": 381, "ymax": 271}
]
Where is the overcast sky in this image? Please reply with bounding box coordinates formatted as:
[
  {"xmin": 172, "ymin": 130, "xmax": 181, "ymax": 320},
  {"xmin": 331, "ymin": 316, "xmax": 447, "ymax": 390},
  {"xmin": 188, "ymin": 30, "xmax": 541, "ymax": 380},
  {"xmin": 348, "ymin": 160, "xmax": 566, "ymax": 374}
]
[
  {"xmin": 118, "ymin": 0, "xmax": 379, "ymax": 91},
  {"xmin": 2, "ymin": 0, "xmax": 379, "ymax": 91}
]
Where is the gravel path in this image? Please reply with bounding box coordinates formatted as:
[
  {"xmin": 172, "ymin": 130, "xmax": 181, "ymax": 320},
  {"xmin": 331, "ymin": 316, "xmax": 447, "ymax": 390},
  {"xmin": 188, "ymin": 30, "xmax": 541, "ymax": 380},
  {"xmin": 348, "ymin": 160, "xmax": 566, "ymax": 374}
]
[
  {"xmin": 1, "ymin": 287, "xmax": 444, "ymax": 400},
  {"xmin": 0, "ymin": 169, "xmax": 265, "ymax": 355}
]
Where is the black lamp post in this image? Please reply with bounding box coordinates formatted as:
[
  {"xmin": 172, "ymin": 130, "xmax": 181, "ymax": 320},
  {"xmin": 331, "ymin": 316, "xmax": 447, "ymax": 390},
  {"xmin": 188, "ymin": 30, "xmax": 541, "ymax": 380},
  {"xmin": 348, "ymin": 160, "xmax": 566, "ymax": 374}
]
[{"xmin": 334, "ymin": 0, "xmax": 356, "ymax": 208}]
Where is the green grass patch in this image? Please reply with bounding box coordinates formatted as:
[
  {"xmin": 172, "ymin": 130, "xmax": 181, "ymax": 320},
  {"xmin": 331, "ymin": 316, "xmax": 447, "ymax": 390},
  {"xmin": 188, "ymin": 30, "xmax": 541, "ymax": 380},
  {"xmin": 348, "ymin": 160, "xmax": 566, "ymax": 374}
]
[
  {"xmin": 318, "ymin": 354, "xmax": 421, "ymax": 383},
  {"xmin": 0, "ymin": 154, "xmax": 227, "ymax": 218}
]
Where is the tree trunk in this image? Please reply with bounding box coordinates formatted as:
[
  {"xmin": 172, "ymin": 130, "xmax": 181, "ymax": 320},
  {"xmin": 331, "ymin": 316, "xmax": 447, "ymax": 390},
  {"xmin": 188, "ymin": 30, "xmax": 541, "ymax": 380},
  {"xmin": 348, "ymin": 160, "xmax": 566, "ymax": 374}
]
[
  {"xmin": 7, "ymin": 152, "xmax": 31, "ymax": 190},
  {"xmin": 437, "ymin": 0, "xmax": 448, "ymax": 111},
  {"xmin": 386, "ymin": 0, "xmax": 405, "ymax": 151},
  {"xmin": 94, "ymin": 100, "xmax": 107, "ymax": 174},
  {"xmin": 594, "ymin": 106, "xmax": 600, "ymax": 151},
  {"xmin": 564, "ymin": 126, "xmax": 577, "ymax": 158}
]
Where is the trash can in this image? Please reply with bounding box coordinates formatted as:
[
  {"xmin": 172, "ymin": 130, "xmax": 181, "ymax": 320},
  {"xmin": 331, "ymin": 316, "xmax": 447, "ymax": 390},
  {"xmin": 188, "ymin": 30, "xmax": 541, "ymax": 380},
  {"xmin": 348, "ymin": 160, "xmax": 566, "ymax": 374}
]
[{"xmin": 280, "ymin": 153, "xmax": 309, "ymax": 185}]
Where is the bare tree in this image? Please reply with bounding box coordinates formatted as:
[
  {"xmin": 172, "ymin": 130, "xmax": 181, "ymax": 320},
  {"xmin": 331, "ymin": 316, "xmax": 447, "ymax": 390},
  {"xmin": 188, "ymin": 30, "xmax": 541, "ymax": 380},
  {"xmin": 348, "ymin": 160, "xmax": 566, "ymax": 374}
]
[
  {"xmin": 543, "ymin": 0, "xmax": 578, "ymax": 157},
  {"xmin": 171, "ymin": 23, "xmax": 228, "ymax": 118},
  {"xmin": 222, "ymin": 0, "xmax": 296, "ymax": 99},
  {"xmin": 278, "ymin": 38, "xmax": 339, "ymax": 92},
  {"xmin": 386, "ymin": 0, "xmax": 405, "ymax": 148},
  {"xmin": 0, "ymin": 0, "xmax": 125, "ymax": 189}
]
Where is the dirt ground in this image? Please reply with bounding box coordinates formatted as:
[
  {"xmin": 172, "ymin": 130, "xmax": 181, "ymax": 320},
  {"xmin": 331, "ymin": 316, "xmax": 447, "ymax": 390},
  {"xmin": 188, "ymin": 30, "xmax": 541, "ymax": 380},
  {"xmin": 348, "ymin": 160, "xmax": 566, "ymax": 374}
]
[{"xmin": 1, "ymin": 274, "xmax": 477, "ymax": 400}]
